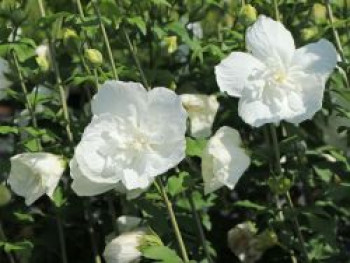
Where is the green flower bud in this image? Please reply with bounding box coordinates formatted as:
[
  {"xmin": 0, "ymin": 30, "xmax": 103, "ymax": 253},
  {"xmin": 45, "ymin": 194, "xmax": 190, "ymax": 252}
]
[
  {"xmin": 301, "ymin": 27, "xmax": 318, "ymax": 42},
  {"xmin": 312, "ymin": 3, "xmax": 327, "ymax": 24},
  {"xmin": 164, "ymin": 36, "xmax": 177, "ymax": 54},
  {"xmin": 84, "ymin": 49, "xmax": 103, "ymax": 67},
  {"xmin": 240, "ymin": 4, "xmax": 257, "ymax": 26},
  {"xmin": 63, "ymin": 28, "xmax": 79, "ymax": 41},
  {"xmin": 138, "ymin": 232, "xmax": 163, "ymax": 252},
  {"xmin": 36, "ymin": 55, "xmax": 50, "ymax": 72},
  {"xmin": 268, "ymin": 177, "xmax": 292, "ymax": 195},
  {"xmin": 0, "ymin": 184, "xmax": 11, "ymax": 207},
  {"xmin": 256, "ymin": 230, "xmax": 278, "ymax": 251}
]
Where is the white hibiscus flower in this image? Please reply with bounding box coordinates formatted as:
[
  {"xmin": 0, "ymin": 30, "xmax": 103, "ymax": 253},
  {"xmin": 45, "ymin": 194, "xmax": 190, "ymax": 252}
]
[
  {"xmin": 0, "ymin": 58, "xmax": 11, "ymax": 100},
  {"xmin": 215, "ymin": 15, "xmax": 337, "ymax": 127},
  {"xmin": 70, "ymin": 81, "xmax": 187, "ymax": 196},
  {"xmin": 8, "ymin": 153, "xmax": 65, "ymax": 206},
  {"xmin": 181, "ymin": 94, "xmax": 219, "ymax": 138},
  {"xmin": 202, "ymin": 126, "xmax": 250, "ymax": 194}
]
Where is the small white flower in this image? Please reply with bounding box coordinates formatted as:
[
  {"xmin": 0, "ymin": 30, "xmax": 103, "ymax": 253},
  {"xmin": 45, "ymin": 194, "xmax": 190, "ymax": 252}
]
[
  {"xmin": 181, "ymin": 94, "xmax": 219, "ymax": 138},
  {"xmin": 202, "ymin": 126, "xmax": 250, "ymax": 194},
  {"xmin": 8, "ymin": 153, "xmax": 65, "ymax": 206},
  {"xmin": 0, "ymin": 57, "xmax": 11, "ymax": 100},
  {"xmin": 215, "ymin": 15, "xmax": 337, "ymax": 127},
  {"xmin": 70, "ymin": 80, "xmax": 187, "ymax": 196},
  {"xmin": 103, "ymin": 229, "xmax": 145, "ymax": 263}
]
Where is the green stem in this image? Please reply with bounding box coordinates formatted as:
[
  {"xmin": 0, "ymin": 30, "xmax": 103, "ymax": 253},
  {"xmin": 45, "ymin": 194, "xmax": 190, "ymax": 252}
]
[
  {"xmin": 92, "ymin": 1, "xmax": 118, "ymax": 80},
  {"xmin": 0, "ymin": 221, "xmax": 16, "ymax": 263},
  {"xmin": 11, "ymin": 50, "xmax": 42, "ymax": 151},
  {"xmin": 273, "ymin": 0, "xmax": 280, "ymax": 21},
  {"xmin": 187, "ymin": 191, "xmax": 212, "ymax": 263},
  {"xmin": 269, "ymin": 124, "xmax": 309, "ymax": 262},
  {"xmin": 36, "ymin": 0, "xmax": 74, "ymax": 144},
  {"xmin": 122, "ymin": 27, "xmax": 149, "ymax": 89},
  {"xmin": 107, "ymin": 194, "xmax": 119, "ymax": 236},
  {"xmin": 56, "ymin": 215, "xmax": 68, "ymax": 263},
  {"xmin": 325, "ymin": 0, "xmax": 347, "ymax": 63},
  {"xmin": 155, "ymin": 178, "xmax": 189, "ymax": 262},
  {"xmin": 84, "ymin": 200, "xmax": 102, "ymax": 263}
]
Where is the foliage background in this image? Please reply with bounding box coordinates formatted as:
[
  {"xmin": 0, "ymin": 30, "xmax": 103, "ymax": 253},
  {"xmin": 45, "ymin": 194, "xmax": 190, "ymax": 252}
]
[{"xmin": 0, "ymin": 0, "xmax": 350, "ymax": 262}]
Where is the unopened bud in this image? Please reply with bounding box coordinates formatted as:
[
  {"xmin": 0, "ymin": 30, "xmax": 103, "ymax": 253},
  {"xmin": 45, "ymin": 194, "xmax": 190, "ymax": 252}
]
[
  {"xmin": 0, "ymin": 184, "xmax": 11, "ymax": 207},
  {"xmin": 240, "ymin": 4, "xmax": 257, "ymax": 25},
  {"xmin": 138, "ymin": 231, "xmax": 163, "ymax": 252},
  {"xmin": 84, "ymin": 49, "xmax": 103, "ymax": 67},
  {"xmin": 164, "ymin": 36, "xmax": 177, "ymax": 54},
  {"xmin": 312, "ymin": 3, "xmax": 327, "ymax": 24},
  {"xmin": 268, "ymin": 177, "xmax": 292, "ymax": 195},
  {"xmin": 36, "ymin": 55, "xmax": 50, "ymax": 71}
]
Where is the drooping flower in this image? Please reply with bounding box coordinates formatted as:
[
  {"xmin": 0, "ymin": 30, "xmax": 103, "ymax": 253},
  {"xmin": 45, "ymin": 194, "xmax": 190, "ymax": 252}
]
[
  {"xmin": 201, "ymin": 126, "xmax": 250, "ymax": 194},
  {"xmin": 181, "ymin": 94, "xmax": 219, "ymax": 138},
  {"xmin": 0, "ymin": 57, "xmax": 11, "ymax": 100},
  {"xmin": 227, "ymin": 222, "xmax": 261, "ymax": 263},
  {"xmin": 8, "ymin": 153, "xmax": 65, "ymax": 206},
  {"xmin": 70, "ymin": 81, "xmax": 187, "ymax": 196},
  {"xmin": 103, "ymin": 229, "xmax": 145, "ymax": 263},
  {"xmin": 215, "ymin": 15, "xmax": 337, "ymax": 127}
]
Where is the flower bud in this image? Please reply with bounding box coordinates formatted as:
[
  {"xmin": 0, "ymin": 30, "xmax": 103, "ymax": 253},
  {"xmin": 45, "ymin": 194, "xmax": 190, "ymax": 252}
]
[
  {"xmin": 138, "ymin": 232, "xmax": 163, "ymax": 252},
  {"xmin": 268, "ymin": 177, "xmax": 292, "ymax": 195},
  {"xmin": 0, "ymin": 184, "xmax": 11, "ymax": 207},
  {"xmin": 164, "ymin": 36, "xmax": 177, "ymax": 54},
  {"xmin": 62, "ymin": 28, "xmax": 80, "ymax": 50},
  {"xmin": 103, "ymin": 229, "xmax": 146, "ymax": 263},
  {"xmin": 84, "ymin": 49, "xmax": 103, "ymax": 67},
  {"xmin": 117, "ymin": 215, "xmax": 142, "ymax": 233},
  {"xmin": 35, "ymin": 44, "xmax": 50, "ymax": 71},
  {"xmin": 36, "ymin": 56, "xmax": 50, "ymax": 71},
  {"xmin": 239, "ymin": 4, "xmax": 257, "ymax": 25},
  {"xmin": 312, "ymin": 3, "xmax": 327, "ymax": 24}
]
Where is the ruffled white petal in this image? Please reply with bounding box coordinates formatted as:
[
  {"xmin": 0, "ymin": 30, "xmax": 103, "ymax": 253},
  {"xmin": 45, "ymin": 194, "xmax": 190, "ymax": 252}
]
[
  {"xmin": 291, "ymin": 39, "xmax": 337, "ymax": 79},
  {"xmin": 215, "ymin": 52, "xmax": 263, "ymax": 97},
  {"xmin": 202, "ymin": 126, "xmax": 250, "ymax": 194},
  {"xmin": 246, "ymin": 15, "xmax": 295, "ymax": 66},
  {"xmin": 92, "ymin": 80, "xmax": 147, "ymax": 125},
  {"xmin": 70, "ymin": 157, "xmax": 116, "ymax": 196}
]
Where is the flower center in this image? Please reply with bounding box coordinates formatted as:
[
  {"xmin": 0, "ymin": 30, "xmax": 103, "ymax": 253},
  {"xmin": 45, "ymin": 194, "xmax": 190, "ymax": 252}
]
[
  {"xmin": 129, "ymin": 132, "xmax": 150, "ymax": 152},
  {"xmin": 273, "ymin": 71, "xmax": 287, "ymax": 84}
]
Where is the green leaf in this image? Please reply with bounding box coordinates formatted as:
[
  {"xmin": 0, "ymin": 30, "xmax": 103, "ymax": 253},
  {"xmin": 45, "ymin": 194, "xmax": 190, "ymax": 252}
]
[
  {"xmin": 126, "ymin": 16, "xmax": 147, "ymax": 35},
  {"xmin": 0, "ymin": 241, "xmax": 33, "ymax": 253},
  {"xmin": 0, "ymin": 126, "xmax": 18, "ymax": 135},
  {"xmin": 234, "ymin": 200, "xmax": 266, "ymax": 211},
  {"xmin": 142, "ymin": 246, "xmax": 183, "ymax": 263},
  {"xmin": 167, "ymin": 172, "xmax": 188, "ymax": 197},
  {"xmin": 186, "ymin": 138, "xmax": 207, "ymax": 157},
  {"xmin": 150, "ymin": 0, "xmax": 171, "ymax": 7},
  {"xmin": 51, "ymin": 186, "xmax": 67, "ymax": 208},
  {"xmin": 14, "ymin": 212, "xmax": 34, "ymax": 223}
]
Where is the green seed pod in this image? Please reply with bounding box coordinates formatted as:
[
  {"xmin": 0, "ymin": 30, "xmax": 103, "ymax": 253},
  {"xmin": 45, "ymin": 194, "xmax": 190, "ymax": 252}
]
[
  {"xmin": 84, "ymin": 49, "xmax": 103, "ymax": 67},
  {"xmin": 0, "ymin": 184, "xmax": 11, "ymax": 207}
]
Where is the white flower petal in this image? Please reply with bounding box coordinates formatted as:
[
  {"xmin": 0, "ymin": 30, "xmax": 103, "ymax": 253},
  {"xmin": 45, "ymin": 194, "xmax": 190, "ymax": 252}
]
[
  {"xmin": 181, "ymin": 94, "xmax": 219, "ymax": 138},
  {"xmin": 215, "ymin": 52, "xmax": 263, "ymax": 97},
  {"xmin": 103, "ymin": 230, "xmax": 144, "ymax": 263},
  {"xmin": 291, "ymin": 39, "xmax": 337, "ymax": 79},
  {"xmin": 202, "ymin": 126, "xmax": 250, "ymax": 194},
  {"xmin": 246, "ymin": 15, "xmax": 295, "ymax": 66},
  {"xmin": 70, "ymin": 157, "xmax": 116, "ymax": 196},
  {"xmin": 92, "ymin": 80, "xmax": 147, "ymax": 125},
  {"xmin": 285, "ymin": 74, "xmax": 326, "ymax": 123}
]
